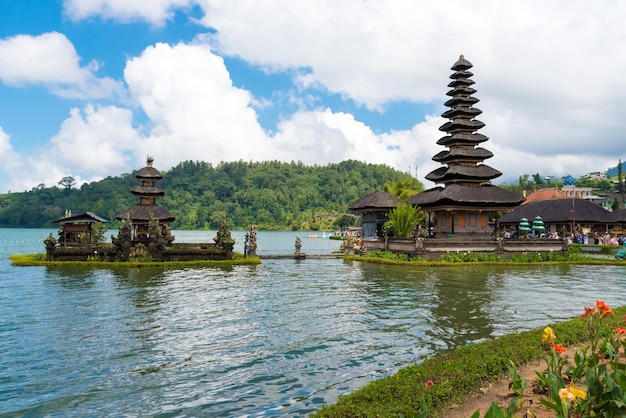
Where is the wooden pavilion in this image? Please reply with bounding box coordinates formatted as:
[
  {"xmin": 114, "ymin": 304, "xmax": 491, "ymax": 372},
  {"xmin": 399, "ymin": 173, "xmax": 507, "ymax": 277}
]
[
  {"xmin": 49, "ymin": 211, "xmax": 108, "ymax": 246},
  {"xmin": 348, "ymin": 191, "xmax": 403, "ymax": 238}
]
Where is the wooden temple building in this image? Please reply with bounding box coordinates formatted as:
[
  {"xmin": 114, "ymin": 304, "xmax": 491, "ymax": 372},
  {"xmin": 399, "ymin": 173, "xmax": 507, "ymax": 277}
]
[
  {"xmin": 348, "ymin": 191, "xmax": 403, "ymax": 238},
  {"xmin": 354, "ymin": 56, "xmax": 565, "ymax": 258},
  {"xmin": 115, "ymin": 156, "xmax": 176, "ymax": 243},
  {"xmin": 408, "ymin": 55, "xmax": 525, "ymax": 238}
]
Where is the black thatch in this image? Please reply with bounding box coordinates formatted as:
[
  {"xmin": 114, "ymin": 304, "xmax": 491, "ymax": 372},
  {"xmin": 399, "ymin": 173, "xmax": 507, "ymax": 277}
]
[
  {"xmin": 116, "ymin": 205, "xmax": 175, "ymax": 222},
  {"xmin": 131, "ymin": 185, "xmax": 165, "ymax": 196},
  {"xmin": 432, "ymin": 147, "xmax": 493, "ymax": 163},
  {"xmin": 408, "ymin": 184, "xmax": 525, "ymax": 208},
  {"xmin": 613, "ymin": 208, "xmax": 626, "ymax": 222},
  {"xmin": 498, "ymin": 198, "xmax": 615, "ymax": 224},
  {"xmin": 425, "ymin": 165, "xmax": 502, "ymax": 183},
  {"xmin": 135, "ymin": 166, "xmax": 163, "ymax": 179},
  {"xmin": 437, "ymin": 133, "xmax": 489, "ymax": 146},
  {"xmin": 50, "ymin": 211, "xmax": 108, "ymax": 224},
  {"xmin": 348, "ymin": 191, "xmax": 403, "ymax": 212}
]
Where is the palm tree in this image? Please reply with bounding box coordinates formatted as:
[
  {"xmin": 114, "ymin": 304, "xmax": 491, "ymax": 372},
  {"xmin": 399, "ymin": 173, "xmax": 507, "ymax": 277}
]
[{"xmin": 383, "ymin": 203, "xmax": 425, "ymax": 239}]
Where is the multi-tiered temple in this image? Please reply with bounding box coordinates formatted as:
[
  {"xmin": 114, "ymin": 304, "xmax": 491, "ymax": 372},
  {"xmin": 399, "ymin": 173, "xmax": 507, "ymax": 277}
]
[
  {"xmin": 409, "ymin": 56, "xmax": 524, "ymax": 238},
  {"xmin": 116, "ymin": 156, "xmax": 175, "ymax": 241}
]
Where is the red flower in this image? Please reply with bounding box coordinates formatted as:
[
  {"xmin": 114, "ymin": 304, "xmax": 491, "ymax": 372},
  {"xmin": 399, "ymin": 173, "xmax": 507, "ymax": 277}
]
[
  {"xmin": 426, "ymin": 379, "xmax": 434, "ymax": 390},
  {"xmin": 582, "ymin": 306, "xmax": 595, "ymax": 318},
  {"xmin": 552, "ymin": 343, "xmax": 566, "ymax": 354},
  {"xmin": 616, "ymin": 327, "xmax": 626, "ymax": 336},
  {"xmin": 595, "ymin": 300, "xmax": 614, "ymax": 317}
]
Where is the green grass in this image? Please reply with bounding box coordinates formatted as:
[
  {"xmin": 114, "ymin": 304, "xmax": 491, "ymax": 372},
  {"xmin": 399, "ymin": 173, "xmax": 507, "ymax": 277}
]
[
  {"xmin": 312, "ymin": 306, "xmax": 626, "ymax": 417},
  {"xmin": 346, "ymin": 250, "xmax": 626, "ymax": 267},
  {"xmin": 9, "ymin": 253, "xmax": 261, "ymax": 268}
]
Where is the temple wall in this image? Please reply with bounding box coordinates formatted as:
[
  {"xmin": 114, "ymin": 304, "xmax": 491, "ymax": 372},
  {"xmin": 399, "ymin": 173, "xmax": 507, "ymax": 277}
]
[{"xmin": 361, "ymin": 237, "xmax": 567, "ymax": 260}]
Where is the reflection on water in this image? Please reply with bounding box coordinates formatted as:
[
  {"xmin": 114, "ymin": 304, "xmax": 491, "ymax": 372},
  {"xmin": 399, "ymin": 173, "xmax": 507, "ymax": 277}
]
[{"xmin": 2, "ymin": 229, "xmax": 626, "ymax": 416}]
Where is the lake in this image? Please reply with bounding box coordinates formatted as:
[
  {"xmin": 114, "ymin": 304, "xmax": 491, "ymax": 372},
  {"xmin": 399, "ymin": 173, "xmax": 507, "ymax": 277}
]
[{"xmin": 1, "ymin": 228, "xmax": 625, "ymax": 417}]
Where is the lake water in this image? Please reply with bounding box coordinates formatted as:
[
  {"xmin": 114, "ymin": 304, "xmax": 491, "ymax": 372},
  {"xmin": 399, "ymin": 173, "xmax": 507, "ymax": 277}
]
[{"xmin": 2, "ymin": 229, "xmax": 626, "ymax": 417}]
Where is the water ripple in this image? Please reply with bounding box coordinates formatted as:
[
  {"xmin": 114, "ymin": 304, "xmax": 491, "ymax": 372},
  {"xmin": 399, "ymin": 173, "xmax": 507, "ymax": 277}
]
[{"xmin": 3, "ymin": 230, "xmax": 626, "ymax": 416}]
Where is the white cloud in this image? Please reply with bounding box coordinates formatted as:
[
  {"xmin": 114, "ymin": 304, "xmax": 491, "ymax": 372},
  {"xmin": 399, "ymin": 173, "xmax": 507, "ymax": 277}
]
[
  {"xmin": 0, "ymin": 32, "xmax": 123, "ymax": 99},
  {"xmin": 48, "ymin": 105, "xmax": 140, "ymax": 176},
  {"xmin": 63, "ymin": 0, "xmax": 194, "ymax": 26},
  {"xmin": 124, "ymin": 42, "xmax": 268, "ymax": 167},
  {"xmin": 4, "ymin": 0, "xmax": 626, "ymax": 192}
]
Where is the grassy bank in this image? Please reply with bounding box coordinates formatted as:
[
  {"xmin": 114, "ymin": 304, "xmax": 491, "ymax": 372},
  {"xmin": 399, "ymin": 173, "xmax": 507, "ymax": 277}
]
[
  {"xmin": 312, "ymin": 306, "xmax": 626, "ymax": 417},
  {"xmin": 9, "ymin": 253, "xmax": 261, "ymax": 268}
]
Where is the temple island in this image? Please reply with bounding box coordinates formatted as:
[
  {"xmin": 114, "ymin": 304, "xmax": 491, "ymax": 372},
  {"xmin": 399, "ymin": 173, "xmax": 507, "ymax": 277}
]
[
  {"xmin": 349, "ymin": 56, "xmax": 567, "ymax": 259},
  {"xmin": 44, "ymin": 157, "xmax": 241, "ymax": 262}
]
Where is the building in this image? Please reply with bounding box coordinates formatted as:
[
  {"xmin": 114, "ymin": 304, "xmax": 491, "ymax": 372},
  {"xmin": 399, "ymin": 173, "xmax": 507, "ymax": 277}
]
[
  {"xmin": 115, "ymin": 156, "xmax": 175, "ymax": 242},
  {"xmin": 408, "ymin": 56, "xmax": 525, "ymax": 238},
  {"xmin": 348, "ymin": 191, "xmax": 403, "ymax": 238},
  {"xmin": 49, "ymin": 211, "xmax": 108, "ymax": 246}
]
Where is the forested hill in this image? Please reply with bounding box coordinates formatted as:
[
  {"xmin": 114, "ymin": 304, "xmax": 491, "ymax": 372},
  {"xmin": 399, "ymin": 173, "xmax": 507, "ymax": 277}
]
[{"xmin": 0, "ymin": 160, "xmax": 414, "ymax": 230}]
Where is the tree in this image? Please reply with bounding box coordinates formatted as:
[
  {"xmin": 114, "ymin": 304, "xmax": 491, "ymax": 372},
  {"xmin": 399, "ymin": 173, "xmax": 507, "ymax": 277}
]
[
  {"xmin": 383, "ymin": 203, "xmax": 425, "ymax": 239},
  {"xmin": 532, "ymin": 173, "xmax": 544, "ymax": 185},
  {"xmin": 58, "ymin": 176, "xmax": 76, "ymax": 190},
  {"xmin": 383, "ymin": 178, "xmax": 424, "ymax": 200}
]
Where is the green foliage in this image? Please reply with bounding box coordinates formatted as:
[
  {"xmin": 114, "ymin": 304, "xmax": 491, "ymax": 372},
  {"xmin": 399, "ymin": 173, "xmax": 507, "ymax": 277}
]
[
  {"xmin": 0, "ymin": 160, "xmax": 412, "ymax": 230},
  {"xmin": 383, "ymin": 203, "xmax": 425, "ymax": 239},
  {"xmin": 439, "ymin": 251, "xmax": 503, "ymax": 263},
  {"xmin": 383, "ymin": 177, "xmax": 424, "ymax": 200},
  {"xmin": 364, "ymin": 250, "xmax": 423, "ymax": 262},
  {"xmin": 312, "ymin": 306, "xmax": 626, "ymax": 418}
]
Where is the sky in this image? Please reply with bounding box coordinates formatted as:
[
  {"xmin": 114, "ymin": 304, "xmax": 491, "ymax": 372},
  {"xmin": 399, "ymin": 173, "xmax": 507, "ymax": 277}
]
[{"xmin": 1, "ymin": 0, "xmax": 625, "ymax": 193}]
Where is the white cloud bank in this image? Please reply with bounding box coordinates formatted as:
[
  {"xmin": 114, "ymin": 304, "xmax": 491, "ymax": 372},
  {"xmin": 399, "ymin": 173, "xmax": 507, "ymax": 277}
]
[{"xmin": 1, "ymin": 0, "xmax": 626, "ymax": 191}]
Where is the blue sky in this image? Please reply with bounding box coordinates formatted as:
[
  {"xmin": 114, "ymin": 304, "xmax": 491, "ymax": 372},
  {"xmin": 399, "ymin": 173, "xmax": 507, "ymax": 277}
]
[{"xmin": 1, "ymin": 0, "xmax": 625, "ymax": 193}]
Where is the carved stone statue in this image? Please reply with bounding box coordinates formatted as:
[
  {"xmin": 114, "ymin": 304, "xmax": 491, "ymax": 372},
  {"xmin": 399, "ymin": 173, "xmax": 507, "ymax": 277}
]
[
  {"xmin": 44, "ymin": 233, "xmax": 57, "ymax": 261},
  {"xmin": 247, "ymin": 225, "xmax": 257, "ymax": 257},
  {"xmin": 295, "ymin": 237, "xmax": 302, "ymax": 254}
]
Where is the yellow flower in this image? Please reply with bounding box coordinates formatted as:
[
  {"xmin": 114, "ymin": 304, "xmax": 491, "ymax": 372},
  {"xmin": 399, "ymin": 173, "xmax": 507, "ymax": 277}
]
[
  {"xmin": 559, "ymin": 388, "xmax": 575, "ymax": 402},
  {"xmin": 542, "ymin": 327, "xmax": 556, "ymax": 343},
  {"xmin": 569, "ymin": 386, "xmax": 586, "ymax": 400}
]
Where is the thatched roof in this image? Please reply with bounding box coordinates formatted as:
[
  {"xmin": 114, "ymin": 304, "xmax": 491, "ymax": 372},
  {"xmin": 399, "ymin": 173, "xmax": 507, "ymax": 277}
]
[
  {"xmin": 116, "ymin": 205, "xmax": 175, "ymax": 222},
  {"xmin": 348, "ymin": 191, "xmax": 402, "ymax": 212},
  {"xmin": 131, "ymin": 185, "xmax": 165, "ymax": 196},
  {"xmin": 135, "ymin": 166, "xmax": 163, "ymax": 179},
  {"xmin": 425, "ymin": 165, "xmax": 502, "ymax": 183},
  {"xmin": 408, "ymin": 184, "xmax": 525, "ymax": 209},
  {"xmin": 498, "ymin": 198, "xmax": 615, "ymax": 224},
  {"xmin": 608, "ymin": 208, "xmax": 626, "ymax": 223},
  {"xmin": 50, "ymin": 211, "xmax": 108, "ymax": 224}
]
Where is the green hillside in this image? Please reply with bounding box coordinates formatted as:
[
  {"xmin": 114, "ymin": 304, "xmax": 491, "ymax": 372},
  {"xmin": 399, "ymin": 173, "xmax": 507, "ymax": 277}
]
[{"xmin": 0, "ymin": 160, "xmax": 414, "ymax": 231}]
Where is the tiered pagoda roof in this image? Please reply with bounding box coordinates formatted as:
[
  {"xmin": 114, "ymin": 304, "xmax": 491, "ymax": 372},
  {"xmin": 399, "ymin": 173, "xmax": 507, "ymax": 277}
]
[
  {"xmin": 409, "ymin": 56, "xmax": 524, "ymax": 210},
  {"xmin": 116, "ymin": 157, "xmax": 175, "ymax": 223}
]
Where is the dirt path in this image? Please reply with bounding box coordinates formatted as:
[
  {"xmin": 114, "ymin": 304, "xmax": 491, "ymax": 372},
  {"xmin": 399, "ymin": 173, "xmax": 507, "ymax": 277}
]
[{"xmin": 440, "ymin": 345, "xmax": 580, "ymax": 417}]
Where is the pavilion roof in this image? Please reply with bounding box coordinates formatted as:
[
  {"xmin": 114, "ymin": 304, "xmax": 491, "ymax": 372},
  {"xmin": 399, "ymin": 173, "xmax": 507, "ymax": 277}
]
[
  {"xmin": 348, "ymin": 191, "xmax": 403, "ymax": 212},
  {"xmin": 49, "ymin": 211, "xmax": 108, "ymax": 224},
  {"xmin": 498, "ymin": 198, "xmax": 615, "ymax": 224},
  {"xmin": 408, "ymin": 183, "xmax": 525, "ymax": 209}
]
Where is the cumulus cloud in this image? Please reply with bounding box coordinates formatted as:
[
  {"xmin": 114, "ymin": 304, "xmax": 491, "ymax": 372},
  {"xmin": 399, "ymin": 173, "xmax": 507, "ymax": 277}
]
[
  {"xmin": 0, "ymin": 32, "xmax": 123, "ymax": 99},
  {"xmin": 3, "ymin": 0, "xmax": 626, "ymax": 192},
  {"xmin": 63, "ymin": 0, "xmax": 194, "ymax": 26},
  {"xmin": 48, "ymin": 105, "xmax": 140, "ymax": 176},
  {"xmin": 124, "ymin": 42, "xmax": 268, "ymax": 167}
]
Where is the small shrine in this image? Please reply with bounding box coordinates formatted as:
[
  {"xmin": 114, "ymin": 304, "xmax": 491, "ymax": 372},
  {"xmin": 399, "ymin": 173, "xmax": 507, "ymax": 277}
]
[
  {"xmin": 49, "ymin": 211, "xmax": 108, "ymax": 247},
  {"xmin": 408, "ymin": 55, "xmax": 525, "ymax": 238},
  {"xmin": 115, "ymin": 156, "xmax": 175, "ymax": 243}
]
